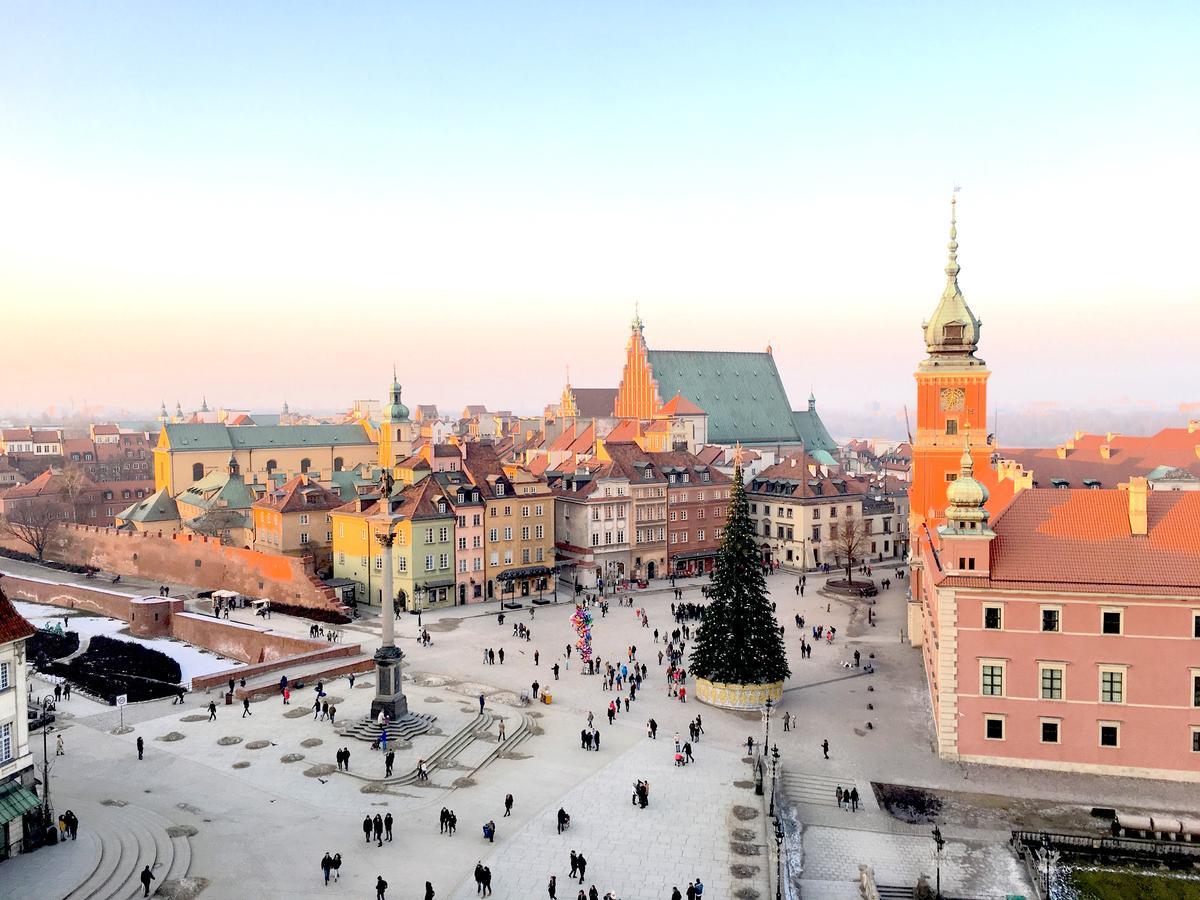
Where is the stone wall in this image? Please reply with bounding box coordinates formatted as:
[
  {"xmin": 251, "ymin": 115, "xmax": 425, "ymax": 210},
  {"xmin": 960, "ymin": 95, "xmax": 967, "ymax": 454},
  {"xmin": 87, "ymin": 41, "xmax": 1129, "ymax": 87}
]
[
  {"xmin": 170, "ymin": 612, "xmax": 335, "ymax": 665},
  {"xmin": 1, "ymin": 574, "xmax": 135, "ymax": 621},
  {"xmin": 40, "ymin": 524, "xmax": 339, "ymax": 611}
]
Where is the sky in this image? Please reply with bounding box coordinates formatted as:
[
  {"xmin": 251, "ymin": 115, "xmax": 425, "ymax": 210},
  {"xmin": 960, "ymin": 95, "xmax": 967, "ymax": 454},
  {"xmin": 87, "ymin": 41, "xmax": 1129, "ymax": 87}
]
[{"xmin": 2, "ymin": 3, "xmax": 1198, "ymax": 421}]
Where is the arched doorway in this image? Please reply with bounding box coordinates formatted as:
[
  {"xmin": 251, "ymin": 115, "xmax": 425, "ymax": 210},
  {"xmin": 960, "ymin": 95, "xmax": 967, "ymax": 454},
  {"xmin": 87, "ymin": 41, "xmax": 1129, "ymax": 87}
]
[{"xmin": 647, "ymin": 561, "xmax": 656, "ymax": 579}]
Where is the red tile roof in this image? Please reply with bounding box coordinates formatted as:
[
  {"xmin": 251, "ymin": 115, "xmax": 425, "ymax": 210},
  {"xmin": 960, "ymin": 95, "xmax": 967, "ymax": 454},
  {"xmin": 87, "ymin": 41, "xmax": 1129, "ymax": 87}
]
[
  {"xmin": 254, "ymin": 475, "xmax": 343, "ymax": 514},
  {"xmin": 658, "ymin": 394, "xmax": 706, "ymax": 416},
  {"xmin": 998, "ymin": 425, "xmax": 1200, "ymax": 489},
  {"xmin": 0, "ymin": 588, "xmax": 36, "ymax": 645},
  {"xmin": 973, "ymin": 489, "xmax": 1200, "ymax": 594},
  {"xmin": 750, "ymin": 452, "xmax": 866, "ymax": 499}
]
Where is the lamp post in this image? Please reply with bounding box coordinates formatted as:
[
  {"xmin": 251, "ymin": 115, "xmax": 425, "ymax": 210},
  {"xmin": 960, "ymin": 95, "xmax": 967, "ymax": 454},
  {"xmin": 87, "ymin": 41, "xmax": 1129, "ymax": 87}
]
[
  {"xmin": 931, "ymin": 825, "xmax": 945, "ymax": 900},
  {"xmin": 769, "ymin": 743, "xmax": 780, "ymax": 817},
  {"xmin": 773, "ymin": 816, "xmax": 784, "ymax": 900},
  {"xmin": 763, "ymin": 697, "xmax": 773, "ymax": 756}
]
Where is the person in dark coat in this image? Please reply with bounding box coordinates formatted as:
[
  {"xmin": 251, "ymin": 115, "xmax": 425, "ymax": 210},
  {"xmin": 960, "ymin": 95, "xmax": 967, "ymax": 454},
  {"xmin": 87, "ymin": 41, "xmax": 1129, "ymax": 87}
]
[
  {"xmin": 136, "ymin": 736, "xmax": 144, "ymax": 760},
  {"xmin": 322, "ymin": 852, "xmax": 334, "ymax": 884},
  {"xmin": 376, "ymin": 875, "xmax": 388, "ymax": 900},
  {"xmin": 140, "ymin": 865, "xmax": 156, "ymax": 897},
  {"xmin": 373, "ymin": 813, "xmax": 384, "ymax": 846},
  {"xmin": 363, "ymin": 815, "xmax": 373, "ymax": 843},
  {"xmin": 384, "ymin": 812, "xmax": 393, "ymax": 841},
  {"xmin": 576, "ymin": 853, "xmax": 587, "ymax": 884},
  {"xmin": 425, "ymin": 882, "xmax": 435, "ymax": 900}
]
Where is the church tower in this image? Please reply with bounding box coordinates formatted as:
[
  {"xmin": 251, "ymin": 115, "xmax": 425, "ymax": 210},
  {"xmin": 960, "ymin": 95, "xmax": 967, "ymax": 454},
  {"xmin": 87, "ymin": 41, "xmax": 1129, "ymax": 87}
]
[
  {"xmin": 910, "ymin": 195, "xmax": 992, "ymax": 538},
  {"xmin": 613, "ymin": 309, "xmax": 659, "ymax": 419},
  {"xmin": 378, "ymin": 369, "xmax": 415, "ymax": 469}
]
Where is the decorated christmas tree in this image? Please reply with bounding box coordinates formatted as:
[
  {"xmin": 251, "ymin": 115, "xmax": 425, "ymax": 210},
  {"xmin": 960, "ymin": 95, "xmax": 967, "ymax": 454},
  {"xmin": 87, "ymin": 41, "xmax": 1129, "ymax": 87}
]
[{"xmin": 690, "ymin": 463, "xmax": 791, "ymax": 685}]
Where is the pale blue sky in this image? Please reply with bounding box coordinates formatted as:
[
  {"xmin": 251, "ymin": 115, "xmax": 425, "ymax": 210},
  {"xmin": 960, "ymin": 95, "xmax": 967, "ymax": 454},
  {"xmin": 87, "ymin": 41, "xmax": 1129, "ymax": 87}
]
[{"xmin": 2, "ymin": 3, "xmax": 1198, "ymax": 418}]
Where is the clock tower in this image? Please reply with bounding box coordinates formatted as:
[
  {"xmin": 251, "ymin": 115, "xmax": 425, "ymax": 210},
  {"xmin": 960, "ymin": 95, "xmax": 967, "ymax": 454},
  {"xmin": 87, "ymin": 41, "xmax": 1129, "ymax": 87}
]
[{"xmin": 910, "ymin": 195, "xmax": 991, "ymax": 537}]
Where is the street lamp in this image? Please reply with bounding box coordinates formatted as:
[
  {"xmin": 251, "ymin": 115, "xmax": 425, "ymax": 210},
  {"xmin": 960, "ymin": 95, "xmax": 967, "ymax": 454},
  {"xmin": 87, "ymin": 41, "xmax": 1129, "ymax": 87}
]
[
  {"xmin": 769, "ymin": 743, "xmax": 780, "ymax": 817},
  {"xmin": 763, "ymin": 697, "xmax": 773, "ymax": 755},
  {"xmin": 773, "ymin": 816, "xmax": 784, "ymax": 900},
  {"xmin": 931, "ymin": 825, "xmax": 945, "ymax": 900}
]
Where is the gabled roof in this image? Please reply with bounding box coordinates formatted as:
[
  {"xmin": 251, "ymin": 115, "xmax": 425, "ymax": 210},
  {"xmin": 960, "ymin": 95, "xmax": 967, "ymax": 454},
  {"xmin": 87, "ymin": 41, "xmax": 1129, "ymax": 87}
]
[
  {"xmin": 161, "ymin": 423, "xmax": 371, "ymax": 451},
  {"xmin": 646, "ymin": 349, "xmax": 801, "ymax": 444},
  {"xmin": 643, "ymin": 450, "xmax": 731, "ymax": 486},
  {"xmin": 658, "ymin": 393, "xmax": 705, "ymax": 416},
  {"xmin": 0, "ymin": 588, "xmax": 36, "ymax": 645},
  {"xmin": 4, "ymin": 468, "xmax": 97, "ymax": 499},
  {"xmin": 177, "ymin": 470, "xmax": 254, "ymax": 511},
  {"xmin": 91, "ymin": 423, "xmax": 120, "ymax": 435},
  {"xmin": 253, "ymin": 475, "xmax": 343, "ymax": 514},
  {"xmin": 117, "ymin": 487, "xmax": 179, "ymax": 523},
  {"xmin": 749, "ymin": 452, "xmax": 867, "ymax": 500},
  {"xmin": 602, "ymin": 441, "xmax": 666, "ymax": 483},
  {"xmin": 568, "ymin": 388, "xmax": 618, "ymax": 419}
]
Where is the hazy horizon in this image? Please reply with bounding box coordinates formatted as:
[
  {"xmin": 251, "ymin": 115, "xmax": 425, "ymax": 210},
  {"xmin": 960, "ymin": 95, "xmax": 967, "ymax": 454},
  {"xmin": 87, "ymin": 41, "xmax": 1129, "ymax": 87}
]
[{"xmin": 3, "ymin": 4, "xmax": 1198, "ymax": 417}]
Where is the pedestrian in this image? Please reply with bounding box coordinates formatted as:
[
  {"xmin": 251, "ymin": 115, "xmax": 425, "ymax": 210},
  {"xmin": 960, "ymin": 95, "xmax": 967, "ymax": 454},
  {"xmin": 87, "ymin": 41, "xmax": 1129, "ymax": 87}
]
[
  {"xmin": 475, "ymin": 862, "xmax": 485, "ymax": 895},
  {"xmin": 577, "ymin": 853, "xmax": 587, "ymax": 884},
  {"xmin": 140, "ymin": 864, "xmax": 156, "ymax": 897},
  {"xmin": 242, "ymin": 697, "xmax": 252, "ymax": 717},
  {"xmin": 363, "ymin": 815, "xmax": 373, "ymax": 843},
  {"xmin": 384, "ymin": 812, "xmax": 393, "ymax": 841},
  {"xmin": 441, "ymin": 807, "xmax": 450, "ymax": 834},
  {"xmin": 385, "ymin": 749, "xmax": 395, "ymax": 777},
  {"xmin": 532, "ymin": 680, "xmax": 540, "ymax": 699},
  {"xmin": 332, "ymin": 853, "xmax": 341, "ymax": 881},
  {"xmin": 373, "ymin": 813, "xmax": 383, "ymax": 847},
  {"xmin": 552, "ymin": 663, "xmax": 560, "ymax": 680},
  {"xmin": 746, "ymin": 736, "xmax": 754, "ymax": 756},
  {"xmin": 349, "ymin": 672, "xmax": 356, "ymax": 688},
  {"xmin": 55, "ymin": 683, "xmax": 62, "ymax": 702},
  {"xmin": 485, "ymin": 819, "xmax": 496, "ymax": 842},
  {"xmin": 504, "ymin": 793, "xmax": 513, "ymax": 817},
  {"xmin": 695, "ymin": 877, "xmax": 705, "ymax": 897},
  {"xmin": 534, "ymin": 650, "xmax": 540, "ymax": 666},
  {"xmin": 569, "ymin": 851, "xmax": 579, "ymax": 878},
  {"xmin": 343, "ymin": 747, "xmax": 351, "ymax": 772},
  {"xmin": 376, "ymin": 875, "xmax": 388, "ymax": 900},
  {"xmin": 498, "ymin": 648, "xmax": 505, "ymax": 665},
  {"xmin": 322, "ymin": 852, "xmax": 334, "ymax": 885},
  {"xmin": 314, "ymin": 697, "xmax": 321, "ymax": 720},
  {"xmin": 548, "ymin": 875, "xmax": 558, "ymax": 899},
  {"xmin": 687, "ymin": 883, "xmax": 696, "ymax": 900},
  {"xmin": 822, "ymin": 738, "xmax": 829, "ymax": 760},
  {"xmin": 835, "ymin": 785, "xmax": 844, "ymax": 808},
  {"xmin": 329, "ymin": 705, "xmax": 337, "ymax": 725},
  {"xmin": 672, "ymin": 888, "xmax": 682, "ymax": 900},
  {"xmin": 850, "ymin": 787, "xmax": 859, "ymax": 812},
  {"xmin": 648, "ymin": 718, "xmax": 657, "ymax": 739},
  {"xmin": 498, "ymin": 719, "xmax": 506, "ymax": 741},
  {"xmin": 229, "ymin": 677, "xmax": 235, "ymax": 695},
  {"xmin": 56, "ymin": 734, "xmax": 64, "ymax": 756},
  {"xmin": 854, "ymin": 649, "xmax": 861, "ymax": 668},
  {"xmin": 684, "ymin": 742, "xmax": 694, "ymax": 763},
  {"xmin": 426, "ymin": 882, "xmax": 435, "ymax": 900},
  {"xmin": 137, "ymin": 736, "xmax": 144, "ymax": 760},
  {"xmin": 479, "ymin": 694, "xmax": 485, "ymax": 713},
  {"xmin": 208, "ymin": 700, "xmax": 217, "ymax": 721},
  {"xmin": 482, "ymin": 866, "xmax": 492, "ymax": 896}
]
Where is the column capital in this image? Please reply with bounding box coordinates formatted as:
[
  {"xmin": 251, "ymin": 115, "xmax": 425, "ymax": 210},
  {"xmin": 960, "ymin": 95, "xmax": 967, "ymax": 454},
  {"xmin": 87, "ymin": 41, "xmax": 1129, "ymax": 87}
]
[{"xmin": 375, "ymin": 531, "xmax": 396, "ymax": 549}]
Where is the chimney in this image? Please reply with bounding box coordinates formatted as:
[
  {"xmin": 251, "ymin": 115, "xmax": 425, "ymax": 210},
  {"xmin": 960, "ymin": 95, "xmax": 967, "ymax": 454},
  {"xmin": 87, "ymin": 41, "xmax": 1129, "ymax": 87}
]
[
  {"xmin": 1074, "ymin": 430, "xmax": 1085, "ymax": 441},
  {"xmin": 1099, "ymin": 444, "xmax": 1111, "ymax": 459},
  {"xmin": 1055, "ymin": 445, "xmax": 1068, "ymax": 459},
  {"xmin": 1126, "ymin": 476, "xmax": 1148, "ymax": 536},
  {"xmin": 1189, "ymin": 420, "xmax": 1200, "ymax": 434},
  {"xmin": 1106, "ymin": 431, "xmax": 1119, "ymax": 442}
]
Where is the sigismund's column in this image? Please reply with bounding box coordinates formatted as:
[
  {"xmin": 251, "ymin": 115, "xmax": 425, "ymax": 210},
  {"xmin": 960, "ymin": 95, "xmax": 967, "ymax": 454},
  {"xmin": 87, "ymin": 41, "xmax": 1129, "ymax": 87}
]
[{"xmin": 371, "ymin": 519, "xmax": 409, "ymax": 721}]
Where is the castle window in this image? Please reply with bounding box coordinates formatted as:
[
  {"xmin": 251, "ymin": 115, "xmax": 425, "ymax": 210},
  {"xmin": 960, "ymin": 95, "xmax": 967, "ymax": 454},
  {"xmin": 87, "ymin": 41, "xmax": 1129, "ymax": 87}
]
[
  {"xmin": 334, "ymin": 457, "xmax": 344, "ymax": 472},
  {"xmin": 301, "ymin": 458, "xmax": 311, "ymax": 474},
  {"xmin": 945, "ymin": 419, "xmax": 958, "ymax": 436},
  {"xmin": 943, "ymin": 322, "xmax": 964, "ymax": 343},
  {"xmin": 192, "ymin": 462, "xmax": 204, "ymax": 481},
  {"xmin": 266, "ymin": 459, "xmax": 277, "ymax": 474}
]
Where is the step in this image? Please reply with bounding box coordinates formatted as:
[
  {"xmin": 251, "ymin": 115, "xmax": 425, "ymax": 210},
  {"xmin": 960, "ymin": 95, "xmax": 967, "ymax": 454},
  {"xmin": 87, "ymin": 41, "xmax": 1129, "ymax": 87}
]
[
  {"xmin": 338, "ymin": 711, "xmax": 438, "ymax": 743},
  {"xmin": 92, "ymin": 808, "xmax": 153, "ymax": 900},
  {"xmin": 165, "ymin": 835, "xmax": 191, "ymax": 884},
  {"xmin": 66, "ymin": 809, "xmax": 124, "ymax": 900},
  {"xmin": 339, "ymin": 712, "xmax": 492, "ymax": 785},
  {"xmin": 877, "ymin": 887, "xmax": 915, "ymax": 900}
]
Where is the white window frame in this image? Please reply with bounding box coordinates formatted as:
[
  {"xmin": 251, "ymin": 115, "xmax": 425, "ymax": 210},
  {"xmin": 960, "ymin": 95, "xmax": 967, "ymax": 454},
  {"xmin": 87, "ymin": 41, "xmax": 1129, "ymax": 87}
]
[
  {"xmin": 1100, "ymin": 607, "xmax": 1124, "ymax": 636},
  {"xmin": 982, "ymin": 604, "xmax": 1003, "ymax": 631},
  {"xmin": 983, "ymin": 714, "xmax": 1006, "ymax": 741},
  {"xmin": 1039, "ymin": 662, "xmax": 1066, "ymax": 701},
  {"xmin": 1039, "ymin": 717, "xmax": 1062, "ymax": 745},
  {"xmin": 1098, "ymin": 720, "xmax": 1121, "ymax": 749},
  {"xmin": 980, "ymin": 659, "xmax": 1006, "ymax": 697},
  {"xmin": 1040, "ymin": 605, "xmax": 1062, "ymax": 633},
  {"xmin": 1098, "ymin": 665, "xmax": 1127, "ymax": 704}
]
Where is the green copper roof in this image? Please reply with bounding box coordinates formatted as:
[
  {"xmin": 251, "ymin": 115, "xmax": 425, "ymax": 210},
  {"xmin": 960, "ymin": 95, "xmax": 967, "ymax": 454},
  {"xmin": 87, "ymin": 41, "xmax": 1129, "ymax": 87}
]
[
  {"xmin": 163, "ymin": 423, "xmax": 371, "ymax": 451},
  {"xmin": 179, "ymin": 470, "xmax": 255, "ymax": 511},
  {"xmin": 0, "ymin": 781, "xmax": 41, "ymax": 822},
  {"xmin": 117, "ymin": 487, "xmax": 179, "ymax": 523},
  {"xmin": 791, "ymin": 409, "xmax": 838, "ymax": 455},
  {"xmin": 646, "ymin": 349, "xmax": 801, "ymax": 444}
]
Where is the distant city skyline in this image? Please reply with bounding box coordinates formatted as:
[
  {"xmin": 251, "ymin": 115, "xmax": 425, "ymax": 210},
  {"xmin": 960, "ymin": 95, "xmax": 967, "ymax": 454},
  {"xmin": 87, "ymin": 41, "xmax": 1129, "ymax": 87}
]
[{"xmin": 3, "ymin": 4, "xmax": 1198, "ymax": 416}]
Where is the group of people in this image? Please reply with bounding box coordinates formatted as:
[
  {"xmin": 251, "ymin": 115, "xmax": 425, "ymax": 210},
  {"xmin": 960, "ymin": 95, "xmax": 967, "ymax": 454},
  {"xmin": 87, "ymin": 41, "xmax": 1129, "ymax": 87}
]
[
  {"xmin": 308, "ymin": 622, "xmax": 345, "ymax": 643},
  {"xmin": 362, "ymin": 812, "xmax": 394, "ymax": 846},
  {"xmin": 55, "ymin": 809, "xmax": 80, "ymax": 841},
  {"xmin": 335, "ymin": 746, "xmax": 354, "ymax": 771},
  {"xmin": 319, "ymin": 852, "xmax": 344, "ymax": 884},
  {"xmin": 438, "ymin": 806, "xmax": 459, "ymax": 834}
]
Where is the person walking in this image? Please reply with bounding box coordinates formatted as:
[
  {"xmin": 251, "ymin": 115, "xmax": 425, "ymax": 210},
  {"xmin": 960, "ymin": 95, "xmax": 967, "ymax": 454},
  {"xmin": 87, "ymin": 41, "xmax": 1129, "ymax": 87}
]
[
  {"xmin": 479, "ymin": 694, "xmax": 485, "ymax": 713},
  {"xmin": 56, "ymin": 734, "xmax": 64, "ymax": 756},
  {"xmin": 384, "ymin": 812, "xmax": 393, "ymax": 841},
  {"xmin": 332, "ymin": 853, "xmax": 341, "ymax": 881},
  {"xmin": 552, "ymin": 662, "xmax": 560, "ymax": 680},
  {"xmin": 835, "ymin": 785, "xmax": 844, "ymax": 808},
  {"xmin": 498, "ymin": 648, "xmax": 505, "ymax": 665},
  {"xmin": 385, "ymin": 750, "xmax": 395, "ymax": 778},
  {"xmin": 373, "ymin": 813, "xmax": 384, "ymax": 847},
  {"xmin": 207, "ymin": 700, "xmax": 217, "ymax": 721},
  {"xmin": 576, "ymin": 853, "xmax": 587, "ymax": 884},
  {"xmin": 376, "ymin": 875, "xmax": 388, "ymax": 900},
  {"xmin": 481, "ymin": 866, "xmax": 492, "ymax": 896},
  {"xmin": 140, "ymin": 865, "xmax": 156, "ymax": 896},
  {"xmin": 504, "ymin": 793, "xmax": 513, "ymax": 817},
  {"xmin": 343, "ymin": 747, "xmax": 351, "ymax": 772},
  {"xmin": 850, "ymin": 787, "xmax": 859, "ymax": 812},
  {"xmin": 322, "ymin": 852, "xmax": 334, "ymax": 885},
  {"xmin": 242, "ymin": 697, "xmax": 252, "ymax": 717},
  {"xmin": 136, "ymin": 736, "xmax": 144, "ymax": 760},
  {"xmin": 474, "ymin": 862, "xmax": 485, "ymax": 895},
  {"xmin": 534, "ymin": 650, "xmax": 540, "ymax": 666},
  {"xmin": 822, "ymin": 738, "xmax": 830, "ymax": 760},
  {"xmin": 363, "ymin": 815, "xmax": 373, "ymax": 844},
  {"xmin": 671, "ymin": 888, "xmax": 682, "ymax": 900},
  {"xmin": 425, "ymin": 882, "xmax": 435, "ymax": 900},
  {"xmin": 548, "ymin": 874, "xmax": 557, "ymax": 899}
]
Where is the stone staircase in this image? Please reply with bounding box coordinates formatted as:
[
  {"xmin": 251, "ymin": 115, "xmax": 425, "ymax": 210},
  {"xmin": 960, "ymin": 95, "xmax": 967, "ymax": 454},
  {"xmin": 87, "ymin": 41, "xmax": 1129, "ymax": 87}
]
[
  {"xmin": 338, "ymin": 711, "xmax": 491, "ymax": 786},
  {"xmin": 779, "ymin": 768, "xmax": 866, "ymax": 809},
  {"xmin": 9, "ymin": 799, "xmax": 192, "ymax": 900},
  {"xmin": 464, "ymin": 711, "xmax": 536, "ymax": 781},
  {"xmin": 337, "ymin": 710, "xmax": 438, "ymax": 744}
]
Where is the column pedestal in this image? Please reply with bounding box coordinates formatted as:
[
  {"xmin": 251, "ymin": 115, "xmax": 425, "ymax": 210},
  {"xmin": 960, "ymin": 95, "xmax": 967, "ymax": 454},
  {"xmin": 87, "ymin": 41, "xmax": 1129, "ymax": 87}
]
[{"xmin": 370, "ymin": 645, "xmax": 409, "ymax": 721}]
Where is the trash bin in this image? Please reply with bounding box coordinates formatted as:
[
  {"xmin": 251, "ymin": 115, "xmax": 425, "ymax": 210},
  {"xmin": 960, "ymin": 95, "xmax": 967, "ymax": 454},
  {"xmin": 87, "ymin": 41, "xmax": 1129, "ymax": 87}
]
[
  {"xmin": 541, "ymin": 692, "xmax": 552, "ymax": 705},
  {"xmin": 225, "ymin": 691, "xmax": 233, "ymax": 705}
]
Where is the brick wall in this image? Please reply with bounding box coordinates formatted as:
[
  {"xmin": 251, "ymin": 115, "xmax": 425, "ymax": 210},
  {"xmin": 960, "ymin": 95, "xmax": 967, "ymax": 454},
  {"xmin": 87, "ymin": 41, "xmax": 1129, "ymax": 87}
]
[
  {"xmin": 170, "ymin": 612, "xmax": 335, "ymax": 665},
  {"xmin": 40, "ymin": 524, "xmax": 339, "ymax": 611},
  {"xmin": 1, "ymin": 574, "xmax": 134, "ymax": 620}
]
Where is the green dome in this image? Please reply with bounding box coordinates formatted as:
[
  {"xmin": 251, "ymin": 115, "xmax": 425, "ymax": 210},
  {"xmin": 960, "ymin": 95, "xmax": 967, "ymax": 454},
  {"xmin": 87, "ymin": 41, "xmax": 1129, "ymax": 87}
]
[{"xmin": 946, "ymin": 446, "xmax": 989, "ymax": 524}]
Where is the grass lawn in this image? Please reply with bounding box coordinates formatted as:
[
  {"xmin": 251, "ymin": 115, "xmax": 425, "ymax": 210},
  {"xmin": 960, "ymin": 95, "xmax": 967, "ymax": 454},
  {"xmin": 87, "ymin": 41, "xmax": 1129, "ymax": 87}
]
[{"xmin": 1071, "ymin": 868, "xmax": 1200, "ymax": 900}]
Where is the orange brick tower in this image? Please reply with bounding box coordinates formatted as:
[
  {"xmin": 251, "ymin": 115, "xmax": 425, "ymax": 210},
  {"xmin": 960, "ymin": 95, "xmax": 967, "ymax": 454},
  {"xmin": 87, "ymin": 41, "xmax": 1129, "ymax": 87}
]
[{"xmin": 910, "ymin": 195, "xmax": 993, "ymax": 536}]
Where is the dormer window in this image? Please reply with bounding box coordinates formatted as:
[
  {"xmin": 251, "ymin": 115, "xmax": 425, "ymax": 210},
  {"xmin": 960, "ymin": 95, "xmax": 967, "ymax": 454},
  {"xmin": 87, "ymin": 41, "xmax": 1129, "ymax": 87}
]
[
  {"xmin": 496, "ymin": 483, "xmax": 505, "ymax": 496},
  {"xmin": 943, "ymin": 322, "xmax": 964, "ymax": 343},
  {"xmin": 1051, "ymin": 478, "xmax": 1069, "ymax": 489}
]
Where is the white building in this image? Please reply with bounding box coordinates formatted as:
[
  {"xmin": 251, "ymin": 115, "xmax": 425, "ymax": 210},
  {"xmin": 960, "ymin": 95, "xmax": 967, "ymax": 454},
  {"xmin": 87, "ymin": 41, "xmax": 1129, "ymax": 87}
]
[{"xmin": 0, "ymin": 591, "xmax": 38, "ymax": 857}]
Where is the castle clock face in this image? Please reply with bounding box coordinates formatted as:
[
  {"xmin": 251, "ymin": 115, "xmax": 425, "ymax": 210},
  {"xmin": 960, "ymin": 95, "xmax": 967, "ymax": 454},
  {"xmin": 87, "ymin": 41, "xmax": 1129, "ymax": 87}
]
[{"xmin": 940, "ymin": 387, "xmax": 966, "ymax": 412}]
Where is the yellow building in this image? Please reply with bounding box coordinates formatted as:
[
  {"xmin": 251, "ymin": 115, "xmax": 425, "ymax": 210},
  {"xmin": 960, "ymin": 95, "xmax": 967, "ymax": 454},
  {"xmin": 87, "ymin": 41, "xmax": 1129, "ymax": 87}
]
[
  {"xmin": 377, "ymin": 374, "xmax": 418, "ymax": 470},
  {"xmin": 153, "ymin": 422, "xmax": 375, "ymax": 495},
  {"xmin": 251, "ymin": 475, "xmax": 344, "ymax": 571}
]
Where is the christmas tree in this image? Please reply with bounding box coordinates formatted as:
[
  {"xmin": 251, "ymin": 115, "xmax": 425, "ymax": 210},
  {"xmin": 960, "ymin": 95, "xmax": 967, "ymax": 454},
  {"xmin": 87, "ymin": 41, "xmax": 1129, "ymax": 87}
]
[{"xmin": 690, "ymin": 463, "xmax": 791, "ymax": 685}]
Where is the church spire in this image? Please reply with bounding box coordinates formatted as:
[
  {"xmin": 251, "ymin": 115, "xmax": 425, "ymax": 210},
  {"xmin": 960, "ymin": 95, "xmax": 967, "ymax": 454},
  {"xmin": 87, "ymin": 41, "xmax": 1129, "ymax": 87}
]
[{"xmin": 920, "ymin": 191, "xmax": 984, "ymax": 369}]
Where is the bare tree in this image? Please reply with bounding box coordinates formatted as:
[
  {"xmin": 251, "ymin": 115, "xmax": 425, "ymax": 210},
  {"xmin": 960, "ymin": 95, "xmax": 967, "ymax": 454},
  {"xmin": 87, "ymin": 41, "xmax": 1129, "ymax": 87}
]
[
  {"xmin": 832, "ymin": 513, "xmax": 869, "ymax": 585},
  {"xmin": 3, "ymin": 501, "xmax": 65, "ymax": 561},
  {"xmin": 57, "ymin": 465, "xmax": 92, "ymax": 523}
]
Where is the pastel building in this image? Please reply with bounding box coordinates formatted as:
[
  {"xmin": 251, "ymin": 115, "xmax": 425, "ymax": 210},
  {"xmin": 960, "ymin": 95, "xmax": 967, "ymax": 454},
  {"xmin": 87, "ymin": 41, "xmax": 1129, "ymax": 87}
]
[{"xmin": 910, "ymin": 198, "xmax": 1200, "ymax": 781}]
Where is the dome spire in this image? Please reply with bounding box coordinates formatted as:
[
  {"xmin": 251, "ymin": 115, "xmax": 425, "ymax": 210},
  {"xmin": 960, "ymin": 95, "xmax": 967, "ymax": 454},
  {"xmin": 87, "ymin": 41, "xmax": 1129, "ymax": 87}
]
[
  {"xmin": 945, "ymin": 191, "xmax": 960, "ymax": 280},
  {"xmin": 919, "ymin": 188, "xmax": 984, "ymax": 369}
]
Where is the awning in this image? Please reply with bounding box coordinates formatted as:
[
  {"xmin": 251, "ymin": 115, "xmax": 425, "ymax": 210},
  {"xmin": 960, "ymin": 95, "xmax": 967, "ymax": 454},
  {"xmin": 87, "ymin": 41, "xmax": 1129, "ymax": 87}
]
[
  {"xmin": 0, "ymin": 780, "xmax": 41, "ymax": 822},
  {"xmin": 497, "ymin": 566, "xmax": 554, "ymax": 581},
  {"xmin": 671, "ymin": 549, "xmax": 718, "ymax": 562}
]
